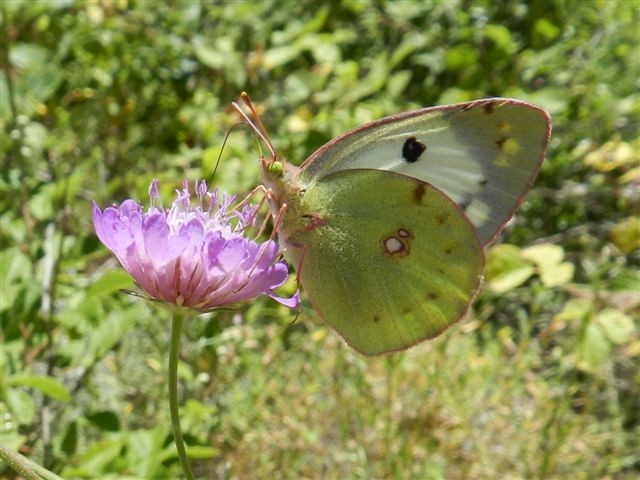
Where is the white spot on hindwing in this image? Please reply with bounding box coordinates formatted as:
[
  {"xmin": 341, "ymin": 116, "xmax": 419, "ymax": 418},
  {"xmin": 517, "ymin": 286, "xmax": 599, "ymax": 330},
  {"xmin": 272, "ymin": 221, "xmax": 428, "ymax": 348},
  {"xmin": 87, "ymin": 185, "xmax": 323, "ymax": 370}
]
[
  {"xmin": 381, "ymin": 228, "xmax": 414, "ymax": 257},
  {"xmin": 384, "ymin": 237, "xmax": 404, "ymax": 253}
]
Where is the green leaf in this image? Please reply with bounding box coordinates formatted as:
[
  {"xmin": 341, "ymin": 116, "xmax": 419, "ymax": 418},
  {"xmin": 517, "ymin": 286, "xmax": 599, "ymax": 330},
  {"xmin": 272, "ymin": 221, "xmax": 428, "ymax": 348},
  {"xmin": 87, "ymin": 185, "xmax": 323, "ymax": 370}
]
[
  {"xmin": 9, "ymin": 42, "xmax": 63, "ymax": 115},
  {"xmin": 264, "ymin": 43, "xmax": 305, "ymax": 69},
  {"xmin": 81, "ymin": 310, "xmax": 136, "ymax": 368},
  {"xmin": 610, "ymin": 216, "xmax": 640, "ymax": 254},
  {"xmin": 488, "ymin": 265, "xmax": 536, "ymax": 293},
  {"xmin": 521, "ymin": 243, "xmax": 565, "ymax": 267},
  {"xmin": 309, "ymin": 34, "xmax": 343, "ymax": 65},
  {"xmin": 185, "ymin": 445, "xmax": 221, "ymax": 459},
  {"xmin": 576, "ymin": 322, "xmax": 611, "ymax": 372},
  {"xmin": 533, "ymin": 18, "xmax": 561, "ymax": 45},
  {"xmin": 444, "ymin": 44, "xmax": 478, "ymax": 71},
  {"xmin": 484, "ymin": 24, "xmax": 517, "ymax": 55},
  {"xmin": 608, "ymin": 268, "xmax": 640, "ymax": 291},
  {"xmin": 191, "ymin": 35, "xmax": 230, "ymax": 69},
  {"xmin": 539, "ymin": 262, "xmax": 575, "ymax": 288},
  {"xmin": 86, "ymin": 411, "xmax": 121, "ymax": 432},
  {"xmin": 0, "ymin": 247, "xmax": 33, "ymax": 313},
  {"xmin": 86, "ymin": 269, "xmax": 135, "ymax": 297},
  {"xmin": 5, "ymin": 388, "xmax": 36, "ymax": 425},
  {"xmin": 6, "ymin": 374, "xmax": 71, "ymax": 402},
  {"xmin": 486, "ymin": 244, "xmax": 535, "ymax": 293},
  {"xmin": 61, "ymin": 437, "xmax": 125, "ymax": 477},
  {"xmin": 386, "ymin": 70, "xmax": 413, "ymax": 97},
  {"xmin": 61, "ymin": 420, "xmax": 79, "ymax": 457},
  {"xmin": 126, "ymin": 427, "xmax": 171, "ymax": 478},
  {"xmin": 521, "ymin": 243, "xmax": 575, "ymax": 287},
  {"xmin": 554, "ymin": 298, "xmax": 591, "ymax": 323},
  {"xmin": 595, "ymin": 309, "xmax": 636, "ymax": 345}
]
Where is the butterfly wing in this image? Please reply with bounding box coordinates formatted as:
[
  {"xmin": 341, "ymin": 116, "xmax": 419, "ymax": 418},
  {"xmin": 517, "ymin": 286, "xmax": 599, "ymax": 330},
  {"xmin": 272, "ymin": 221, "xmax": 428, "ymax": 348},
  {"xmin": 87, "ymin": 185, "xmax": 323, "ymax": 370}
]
[
  {"xmin": 299, "ymin": 98, "xmax": 551, "ymax": 245},
  {"xmin": 282, "ymin": 169, "xmax": 484, "ymax": 355}
]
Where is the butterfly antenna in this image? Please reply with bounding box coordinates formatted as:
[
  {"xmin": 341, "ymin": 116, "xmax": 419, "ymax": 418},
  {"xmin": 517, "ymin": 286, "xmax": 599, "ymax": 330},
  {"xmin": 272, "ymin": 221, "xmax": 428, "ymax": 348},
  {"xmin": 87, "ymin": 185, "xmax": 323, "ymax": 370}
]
[
  {"xmin": 231, "ymin": 92, "xmax": 277, "ymax": 163},
  {"xmin": 239, "ymin": 92, "xmax": 273, "ymax": 152}
]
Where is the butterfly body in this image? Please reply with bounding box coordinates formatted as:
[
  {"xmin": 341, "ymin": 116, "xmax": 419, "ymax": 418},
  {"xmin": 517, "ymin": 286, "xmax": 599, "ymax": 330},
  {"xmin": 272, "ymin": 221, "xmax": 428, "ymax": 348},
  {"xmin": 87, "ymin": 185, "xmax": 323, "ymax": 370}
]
[{"xmin": 238, "ymin": 95, "xmax": 551, "ymax": 355}]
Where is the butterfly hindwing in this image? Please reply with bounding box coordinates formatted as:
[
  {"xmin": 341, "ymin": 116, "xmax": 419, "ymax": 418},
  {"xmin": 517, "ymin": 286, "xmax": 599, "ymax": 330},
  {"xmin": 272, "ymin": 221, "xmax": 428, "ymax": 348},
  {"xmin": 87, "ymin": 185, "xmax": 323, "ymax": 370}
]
[
  {"xmin": 300, "ymin": 99, "xmax": 551, "ymax": 245},
  {"xmin": 284, "ymin": 169, "xmax": 484, "ymax": 355}
]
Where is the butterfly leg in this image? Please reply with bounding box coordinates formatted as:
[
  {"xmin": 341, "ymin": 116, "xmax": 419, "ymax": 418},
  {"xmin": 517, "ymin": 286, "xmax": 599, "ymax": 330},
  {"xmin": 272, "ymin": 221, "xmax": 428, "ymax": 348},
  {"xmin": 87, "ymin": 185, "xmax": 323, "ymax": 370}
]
[{"xmin": 234, "ymin": 184, "xmax": 274, "ymax": 238}]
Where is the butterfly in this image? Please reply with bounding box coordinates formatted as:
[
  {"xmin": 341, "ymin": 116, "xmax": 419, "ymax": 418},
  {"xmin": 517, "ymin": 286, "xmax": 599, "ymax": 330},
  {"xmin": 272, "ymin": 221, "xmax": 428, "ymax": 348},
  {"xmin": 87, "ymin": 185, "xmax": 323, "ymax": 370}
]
[{"xmin": 233, "ymin": 93, "xmax": 551, "ymax": 355}]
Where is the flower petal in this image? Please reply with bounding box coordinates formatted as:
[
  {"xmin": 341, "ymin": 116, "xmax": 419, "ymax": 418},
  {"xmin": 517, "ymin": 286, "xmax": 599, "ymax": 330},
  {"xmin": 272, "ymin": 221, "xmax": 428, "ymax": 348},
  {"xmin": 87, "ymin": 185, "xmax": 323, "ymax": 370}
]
[
  {"xmin": 143, "ymin": 214, "xmax": 189, "ymax": 266},
  {"xmin": 268, "ymin": 289, "xmax": 300, "ymax": 308},
  {"xmin": 93, "ymin": 180, "xmax": 296, "ymax": 312}
]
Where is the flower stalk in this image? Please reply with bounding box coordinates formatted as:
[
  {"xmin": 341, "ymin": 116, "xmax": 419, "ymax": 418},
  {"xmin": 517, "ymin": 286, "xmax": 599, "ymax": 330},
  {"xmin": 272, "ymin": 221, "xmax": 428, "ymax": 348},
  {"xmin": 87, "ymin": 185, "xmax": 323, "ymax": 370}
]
[{"xmin": 168, "ymin": 312, "xmax": 195, "ymax": 480}]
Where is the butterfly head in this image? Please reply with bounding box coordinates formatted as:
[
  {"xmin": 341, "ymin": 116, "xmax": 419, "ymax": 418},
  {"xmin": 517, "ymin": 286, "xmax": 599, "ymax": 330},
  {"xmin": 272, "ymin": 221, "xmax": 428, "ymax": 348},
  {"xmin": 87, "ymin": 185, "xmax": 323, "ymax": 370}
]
[
  {"xmin": 267, "ymin": 159, "xmax": 284, "ymax": 178},
  {"xmin": 232, "ymin": 92, "xmax": 302, "ymax": 187}
]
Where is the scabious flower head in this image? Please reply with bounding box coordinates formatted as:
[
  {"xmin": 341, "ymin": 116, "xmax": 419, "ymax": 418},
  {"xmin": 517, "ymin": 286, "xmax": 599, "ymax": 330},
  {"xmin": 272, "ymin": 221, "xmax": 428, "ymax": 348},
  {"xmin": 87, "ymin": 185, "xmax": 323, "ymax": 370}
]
[{"xmin": 92, "ymin": 179, "xmax": 298, "ymax": 311}]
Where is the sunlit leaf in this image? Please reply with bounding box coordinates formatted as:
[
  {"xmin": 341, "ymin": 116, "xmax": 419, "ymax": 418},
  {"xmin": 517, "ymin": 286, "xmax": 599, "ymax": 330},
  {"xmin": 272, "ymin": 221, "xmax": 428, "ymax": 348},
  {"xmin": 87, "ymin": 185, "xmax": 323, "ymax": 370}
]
[
  {"xmin": 486, "ymin": 244, "xmax": 535, "ymax": 293},
  {"xmin": 610, "ymin": 216, "xmax": 640, "ymax": 254},
  {"xmin": 595, "ymin": 309, "xmax": 636, "ymax": 345},
  {"xmin": 554, "ymin": 298, "xmax": 591, "ymax": 323},
  {"xmin": 521, "ymin": 243, "xmax": 565, "ymax": 267},
  {"xmin": 539, "ymin": 262, "xmax": 575, "ymax": 287}
]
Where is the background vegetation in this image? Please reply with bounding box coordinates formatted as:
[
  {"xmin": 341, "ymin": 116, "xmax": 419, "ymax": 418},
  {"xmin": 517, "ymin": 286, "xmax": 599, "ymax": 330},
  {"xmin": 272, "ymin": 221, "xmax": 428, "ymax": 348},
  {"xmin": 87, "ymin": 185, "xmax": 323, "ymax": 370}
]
[{"xmin": 2, "ymin": 1, "xmax": 638, "ymax": 478}]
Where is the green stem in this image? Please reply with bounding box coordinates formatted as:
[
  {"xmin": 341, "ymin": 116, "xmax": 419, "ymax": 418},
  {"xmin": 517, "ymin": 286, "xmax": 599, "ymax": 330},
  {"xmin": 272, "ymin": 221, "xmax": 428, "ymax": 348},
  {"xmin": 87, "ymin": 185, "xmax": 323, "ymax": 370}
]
[
  {"xmin": 169, "ymin": 313, "xmax": 195, "ymax": 480},
  {"xmin": 0, "ymin": 444, "xmax": 64, "ymax": 480}
]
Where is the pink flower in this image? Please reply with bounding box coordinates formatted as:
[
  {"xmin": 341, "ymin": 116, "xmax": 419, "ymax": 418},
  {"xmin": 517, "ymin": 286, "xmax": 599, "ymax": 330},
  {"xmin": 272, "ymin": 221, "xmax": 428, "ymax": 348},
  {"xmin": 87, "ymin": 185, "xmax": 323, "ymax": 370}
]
[{"xmin": 92, "ymin": 179, "xmax": 298, "ymax": 311}]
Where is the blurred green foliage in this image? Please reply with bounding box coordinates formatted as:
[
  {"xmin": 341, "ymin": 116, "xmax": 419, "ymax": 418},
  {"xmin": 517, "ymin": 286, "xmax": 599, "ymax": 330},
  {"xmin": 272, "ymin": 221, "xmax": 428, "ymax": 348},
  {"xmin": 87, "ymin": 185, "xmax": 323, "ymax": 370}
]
[{"xmin": 1, "ymin": 0, "xmax": 638, "ymax": 478}]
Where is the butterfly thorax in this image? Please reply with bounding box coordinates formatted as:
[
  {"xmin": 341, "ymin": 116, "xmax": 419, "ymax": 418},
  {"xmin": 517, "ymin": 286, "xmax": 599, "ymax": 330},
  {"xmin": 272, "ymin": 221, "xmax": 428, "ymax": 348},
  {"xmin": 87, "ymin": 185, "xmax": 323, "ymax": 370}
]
[{"xmin": 260, "ymin": 159, "xmax": 317, "ymax": 260}]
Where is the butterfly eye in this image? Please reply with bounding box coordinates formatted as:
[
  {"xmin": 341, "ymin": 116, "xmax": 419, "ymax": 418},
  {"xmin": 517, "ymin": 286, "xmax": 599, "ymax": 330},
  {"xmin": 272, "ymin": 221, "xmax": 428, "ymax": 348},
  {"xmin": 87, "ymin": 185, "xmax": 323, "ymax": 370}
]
[{"xmin": 268, "ymin": 161, "xmax": 284, "ymax": 177}]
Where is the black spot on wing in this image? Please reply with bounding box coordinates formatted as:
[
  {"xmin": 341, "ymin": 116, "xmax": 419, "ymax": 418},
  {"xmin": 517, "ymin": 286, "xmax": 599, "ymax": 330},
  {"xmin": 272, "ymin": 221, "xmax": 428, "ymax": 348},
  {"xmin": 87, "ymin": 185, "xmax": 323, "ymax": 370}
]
[
  {"xmin": 402, "ymin": 137, "xmax": 426, "ymax": 163},
  {"xmin": 436, "ymin": 212, "xmax": 450, "ymax": 225},
  {"xmin": 482, "ymin": 102, "xmax": 496, "ymax": 114},
  {"xmin": 413, "ymin": 182, "xmax": 426, "ymax": 205},
  {"xmin": 459, "ymin": 199, "xmax": 470, "ymax": 211}
]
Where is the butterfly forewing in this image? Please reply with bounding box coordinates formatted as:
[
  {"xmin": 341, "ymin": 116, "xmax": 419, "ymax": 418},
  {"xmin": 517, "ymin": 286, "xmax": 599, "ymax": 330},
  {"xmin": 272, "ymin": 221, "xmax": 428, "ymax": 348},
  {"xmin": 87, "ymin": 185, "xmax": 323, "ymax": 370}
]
[{"xmin": 299, "ymin": 99, "xmax": 551, "ymax": 245}]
